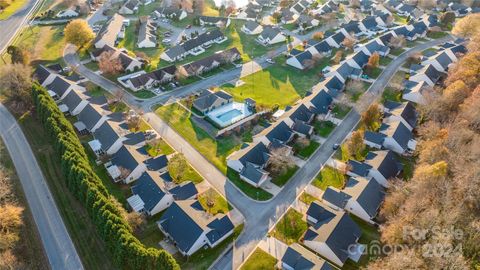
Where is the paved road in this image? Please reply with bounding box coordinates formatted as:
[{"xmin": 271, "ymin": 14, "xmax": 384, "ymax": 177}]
[
  {"xmin": 0, "ymin": 0, "xmax": 40, "ymax": 53},
  {"xmin": 0, "ymin": 105, "xmax": 84, "ymax": 270},
  {"xmin": 65, "ymin": 33, "xmax": 452, "ymax": 269}
]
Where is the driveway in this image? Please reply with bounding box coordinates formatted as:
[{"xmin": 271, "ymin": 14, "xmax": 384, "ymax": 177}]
[
  {"xmin": 0, "ymin": 105, "xmax": 84, "ymax": 270},
  {"xmin": 65, "ymin": 34, "xmax": 452, "ymax": 270}
]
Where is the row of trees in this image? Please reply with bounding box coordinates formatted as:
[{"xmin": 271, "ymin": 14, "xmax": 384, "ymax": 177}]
[
  {"xmin": 367, "ymin": 14, "xmax": 480, "ymax": 269},
  {"xmin": 31, "ymin": 83, "xmax": 179, "ymax": 270}
]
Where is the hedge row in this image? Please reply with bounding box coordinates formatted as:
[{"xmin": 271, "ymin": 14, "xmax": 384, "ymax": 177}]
[{"xmin": 32, "ymin": 83, "xmax": 179, "ymax": 270}]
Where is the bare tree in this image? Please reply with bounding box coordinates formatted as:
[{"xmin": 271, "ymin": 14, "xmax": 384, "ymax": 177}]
[
  {"xmin": 0, "ymin": 64, "xmax": 32, "ymax": 109},
  {"xmin": 98, "ymin": 51, "xmax": 124, "ymax": 75},
  {"xmin": 388, "ymin": 35, "xmax": 406, "ymax": 49},
  {"xmin": 268, "ymin": 147, "xmax": 296, "ymax": 177}
]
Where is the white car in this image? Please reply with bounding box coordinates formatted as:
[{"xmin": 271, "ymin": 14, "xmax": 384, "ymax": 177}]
[
  {"xmin": 266, "ymin": 58, "xmax": 274, "ymax": 64},
  {"xmin": 162, "ymin": 38, "xmax": 171, "ymax": 43}
]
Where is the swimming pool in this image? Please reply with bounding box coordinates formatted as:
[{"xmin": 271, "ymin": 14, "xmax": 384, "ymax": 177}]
[{"xmin": 207, "ymin": 102, "xmax": 253, "ymax": 128}]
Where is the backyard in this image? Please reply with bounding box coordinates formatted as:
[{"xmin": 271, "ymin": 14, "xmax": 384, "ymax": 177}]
[
  {"xmin": 311, "ymin": 166, "xmax": 346, "ymax": 190},
  {"xmin": 222, "ymin": 56, "xmax": 330, "ymax": 109},
  {"xmin": 271, "ymin": 208, "xmax": 308, "ymax": 245}
]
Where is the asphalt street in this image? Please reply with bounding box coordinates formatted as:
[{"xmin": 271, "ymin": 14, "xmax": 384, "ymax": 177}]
[
  {"xmin": 0, "ymin": 1, "xmax": 84, "ymax": 269},
  {"xmin": 0, "ymin": 104, "xmax": 84, "ymax": 269},
  {"xmin": 64, "ymin": 28, "xmax": 452, "ymax": 269}
]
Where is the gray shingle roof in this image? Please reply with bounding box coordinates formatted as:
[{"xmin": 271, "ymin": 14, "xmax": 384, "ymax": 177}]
[
  {"xmin": 169, "ymin": 181, "xmax": 198, "ymax": 200},
  {"xmin": 265, "ymin": 121, "xmax": 294, "ymax": 143},
  {"xmin": 365, "ymin": 150, "xmax": 401, "ymax": 180},
  {"xmin": 322, "ymin": 187, "xmax": 350, "ymax": 208},
  {"xmin": 77, "ymin": 102, "xmax": 109, "ymax": 131},
  {"xmin": 131, "ymin": 172, "xmax": 166, "ymax": 212},
  {"xmin": 47, "ymin": 76, "xmax": 73, "ymax": 97},
  {"xmin": 344, "ymin": 177, "xmax": 385, "ymax": 218},
  {"xmin": 380, "ymin": 120, "xmax": 413, "ymax": 151},
  {"xmin": 282, "ymin": 244, "xmax": 333, "ymax": 270}
]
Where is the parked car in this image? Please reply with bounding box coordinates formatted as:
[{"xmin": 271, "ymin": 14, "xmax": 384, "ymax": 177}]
[
  {"xmin": 266, "ymin": 58, "xmax": 274, "ymax": 64},
  {"xmin": 162, "ymin": 38, "xmax": 171, "ymax": 43},
  {"xmin": 186, "ymin": 24, "xmax": 191, "ymax": 29}
]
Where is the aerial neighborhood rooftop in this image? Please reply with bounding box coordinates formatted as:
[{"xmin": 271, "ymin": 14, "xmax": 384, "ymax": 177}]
[{"xmin": 3, "ymin": 0, "xmax": 479, "ymax": 268}]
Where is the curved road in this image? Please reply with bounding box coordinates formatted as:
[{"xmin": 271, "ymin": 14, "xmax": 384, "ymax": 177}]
[
  {"xmin": 0, "ymin": 105, "xmax": 84, "ymax": 269},
  {"xmin": 65, "ymin": 36, "xmax": 452, "ymax": 270},
  {"xmin": 1, "ymin": 1, "xmax": 84, "ymax": 269}
]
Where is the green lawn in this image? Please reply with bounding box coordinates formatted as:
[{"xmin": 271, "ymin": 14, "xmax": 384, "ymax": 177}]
[
  {"xmin": 332, "ymin": 104, "xmax": 351, "ymax": 119},
  {"xmin": 222, "ymin": 56, "xmax": 330, "ymax": 109},
  {"xmin": 0, "ymin": 0, "xmax": 28, "ymax": 20},
  {"xmin": 346, "ymin": 80, "xmax": 371, "ymax": 102},
  {"xmin": 226, "ymin": 169, "xmax": 273, "ymax": 201},
  {"xmin": 271, "ymin": 208, "xmax": 308, "ymax": 245},
  {"xmin": 137, "ymin": 0, "xmax": 162, "ymax": 16},
  {"xmin": 379, "ymin": 57, "xmax": 392, "ymax": 66},
  {"xmin": 84, "ymin": 61, "xmax": 99, "ymax": 71},
  {"xmin": 134, "ymin": 217, "xmax": 164, "ymax": 248},
  {"xmin": 389, "ymin": 48, "xmax": 406, "ymax": 56},
  {"xmin": 382, "ymin": 87, "xmax": 402, "ymax": 102},
  {"xmin": 294, "ymin": 140, "xmax": 320, "ymax": 159},
  {"xmin": 181, "ymin": 224, "xmax": 244, "ymax": 270},
  {"xmin": 343, "ymin": 216, "xmax": 381, "ymax": 270},
  {"xmin": 393, "ymin": 14, "xmax": 407, "ymax": 24},
  {"xmin": 299, "ymin": 192, "xmax": 317, "ymax": 205},
  {"xmin": 422, "ymin": 48, "xmax": 437, "ymax": 56},
  {"xmin": 398, "ymin": 155, "xmax": 415, "ymax": 180},
  {"xmin": 271, "ymin": 166, "xmax": 299, "ymax": 187},
  {"xmin": 241, "ymin": 248, "xmax": 277, "ymax": 270},
  {"xmin": 6, "ymin": 25, "xmax": 66, "ymax": 66},
  {"xmin": 311, "ymin": 166, "xmax": 346, "ymax": 190},
  {"xmin": 427, "ymin": 31, "xmax": 448, "ymax": 39},
  {"xmin": 155, "ymin": 103, "xmax": 242, "ymax": 173},
  {"xmin": 198, "ymin": 188, "xmax": 232, "ymax": 214},
  {"xmin": 314, "ymin": 120, "xmax": 336, "ymax": 137},
  {"xmin": 364, "ymin": 66, "xmax": 382, "ymax": 79},
  {"xmin": 145, "ymin": 138, "xmax": 175, "ymax": 156},
  {"xmin": 333, "ymin": 143, "xmax": 369, "ymax": 162},
  {"xmin": 168, "ymin": 153, "xmax": 204, "ymax": 184}
]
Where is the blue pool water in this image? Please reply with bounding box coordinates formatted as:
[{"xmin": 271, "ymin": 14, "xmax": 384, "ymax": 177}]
[{"xmin": 217, "ymin": 109, "xmax": 242, "ymax": 122}]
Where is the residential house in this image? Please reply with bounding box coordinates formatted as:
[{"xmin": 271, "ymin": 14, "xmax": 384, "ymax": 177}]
[
  {"xmin": 396, "ymin": 3, "xmax": 422, "ymax": 18},
  {"xmin": 290, "ymin": 0, "xmax": 311, "ymax": 15},
  {"xmin": 281, "ymin": 9, "xmax": 299, "ymax": 24},
  {"xmin": 160, "ymin": 30, "xmax": 227, "ymax": 62},
  {"xmin": 303, "ymin": 89, "xmax": 333, "ymax": 116},
  {"xmin": 359, "ymin": 39, "xmax": 390, "ymax": 56},
  {"xmin": 94, "ymin": 13, "xmax": 125, "ymax": 49},
  {"xmin": 227, "ymin": 142, "xmax": 271, "ymax": 187},
  {"xmin": 137, "ymin": 19, "xmax": 157, "ymax": 48},
  {"xmin": 382, "ymin": 101, "xmax": 417, "ymax": 131},
  {"xmin": 158, "ymin": 200, "xmax": 234, "ymax": 256},
  {"xmin": 347, "ymin": 150, "xmax": 402, "ymax": 188},
  {"xmin": 297, "ymin": 15, "xmax": 320, "ymax": 31},
  {"xmin": 127, "ymin": 171, "xmax": 174, "ymax": 215},
  {"xmin": 304, "ymin": 201, "xmax": 364, "ymax": 267},
  {"xmin": 281, "ymin": 243, "xmax": 333, "ymax": 270},
  {"xmin": 76, "ymin": 100, "xmax": 111, "ymax": 133},
  {"xmin": 339, "ymin": 21, "xmax": 365, "ymax": 38},
  {"xmin": 153, "ymin": 7, "xmax": 188, "ymax": 20},
  {"xmin": 92, "ymin": 45, "xmax": 144, "ymax": 72},
  {"xmin": 448, "ymin": 2, "xmax": 471, "ymax": 17},
  {"xmin": 286, "ymin": 50, "xmax": 315, "ymax": 70},
  {"xmin": 34, "ymin": 65, "xmax": 58, "ymax": 87},
  {"xmin": 254, "ymin": 120, "xmax": 295, "ymax": 147},
  {"xmin": 199, "ymin": 16, "xmax": 231, "ymax": 28},
  {"xmin": 61, "ymin": 88, "xmax": 91, "ymax": 115},
  {"xmin": 326, "ymin": 62, "xmax": 363, "ymax": 83},
  {"xmin": 421, "ymin": 51, "xmax": 455, "ymax": 73},
  {"xmin": 321, "ymin": 177, "xmax": 385, "ymax": 224},
  {"xmin": 178, "ymin": 47, "xmax": 241, "ymax": 77},
  {"xmin": 324, "ymin": 31, "xmax": 346, "ymax": 48},
  {"xmin": 308, "ymin": 40, "xmax": 332, "ymax": 56},
  {"xmin": 409, "ymin": 64, "xmax": 445, "ymax": 86},
  {"xmin": 365, "ymin": 120, "xmax": 417, "ymax": 154},
  {"xmin": 312, "ymin": 0, "xmax": 337, "ymax": 15},
  {"xmin": 241, "ymin": 21, "xmax": 263, "ymax": 35},
  {"xmin": 192, "ymin": 89, "xmax": 233, "ymax": 114},
  {"xmin": 257, "ymin": 27, "xmax": 286, "ymax": 45},
  {"xmin": 168, "ymin": 181, "xmax": 198, "ymax": 200},
  {"xmin": 119, "ymin": 0, "xmax": 139, "ymax": 14},
  {"xmin": 124, "ymin": 65, "xmax": 176, "ymax": 91},
  {"xmin": 236, "ymin": 5, "xmax": 260, "ymax": 21},
  {"xmin": 402, "ymin": 80, "xmax": 428, "ymax": 105},
  {"xmin": 46, "ymin": 76, "xmax": 85, "ymax": 101},
  {"xmin": 344, "ymin": 51, "xmax": 369, "ymax": 70},
  {"xmin": 56, "ymin": 7, "xmax": 79, "ymax": 18}
]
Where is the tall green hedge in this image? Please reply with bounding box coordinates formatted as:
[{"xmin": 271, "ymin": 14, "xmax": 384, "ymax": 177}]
[{"xmin": 32, "ymin": 83, "xmax": 179, "ymax": 270}]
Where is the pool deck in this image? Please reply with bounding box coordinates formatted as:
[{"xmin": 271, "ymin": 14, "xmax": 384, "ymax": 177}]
[{"xmin": 207, "ymin": 102, "xmax": 253, "ymax": 128}]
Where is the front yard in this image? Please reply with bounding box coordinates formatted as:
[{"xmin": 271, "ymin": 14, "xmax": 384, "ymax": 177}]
[
  {"xmin": 198, "ymin": 188, "xmax": 232, "ymax": 214},
  {"xmin": 293, "ymin": 140, "xmax": 320, "ymax": 159},
  {"xmin": 311, "ymin": 166, "xmax": 346, "ymax": 190},
  {"xmin": 271, "ymin": 166, "xmax": 299, "ymax": 187},
  {"xmin": 222, "ymin": 56, "xmax": 330, "ymax": 109},
  {"xmin": 332, "ymin": 104, "xmax": 351, "ymax": 119},
  {"xmin": 241, "ymin": 248, "xmax": 277, "ymax": 270},
  {"xmin": 271, "ymin": 208, "xmax": 308, "ymax": 245},
  {"xmin": 227, "ymin": 169, "xmax": 273, "ymax": 201},
  {"xmin": 314, "ymin": 120, "xmax": 336, "ymax": 137},
  {"xmin": 155, "ymin": 103, "xmax": 243, "ymax": 173}
]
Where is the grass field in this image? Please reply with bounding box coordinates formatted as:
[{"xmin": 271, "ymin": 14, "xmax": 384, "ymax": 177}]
[
  {"xmin": 379, "ymin": 57, "xmax": 392, "ymax": 66},
  {"xmin": 311, "ymin": 166, "xmax": 346, "ymax": 190},
  {"xmin": 382, "ymin": 87, "xmax": 402, "ymax": 102},
  {"xmin": 271, "ymin": 208, "xmax": 308, "ymax": 245},
  {"xmin": 332, "ymin": 104, "xmax": 351, "ymax": 119},
  {"xmin": 299, "ymin": 192, "xmax": 317, "ymax": 205},
  {"xmin": 427, "ymin": 31, "xmax": 448, "ymax": 39},
  {"xmin": 145, "ymin": 138, "xmax": 175, "ymax": 156},
  {"xmin": 271, "ymin": 166, "xmax": 299, "ymax": 187},
  {"xmin": 226, "ymin": 169, "xmax": 273, "ymax": 201},
  {"xmin": 222, "ymin": 56, "xmax": 330, "ymax": 109},
  {"xmin": 155, "ymin": 103, "xmax": 242, "ymax": 173},
  {"xmin": 240, "ymin": 248, "xmax": 277, "ymax": 270},
  {"xmin": 18, "ymin": 113, "xmax": 115, "ymax": 269},
  {"xmin": 294, "ymin": 140, "xmax": 320, "ymax": 159},
  {"xmin": 0, "ymin": 139, "xmax": 49, "ymax": 269},
  {"xmin": 0, "ymin": 0, "xmax": 28, "ymax": 20},
  {"xmin": 364, "ymin": 66, "xmax": 382, "ymax": 79},
  {"xmin": 5, "ymin": 25, "xmax": 66, "ymax": 66},
  {"xmin": 389, "ymin": 48, "xmax": 406, "ymax": 56},
  {"xmin": 314, "ymin": 120, "xmax": 336, "ymax": 137},
  {"xmin": 198, "ymin": 188, "xmax": 232, "ymax": 215}
]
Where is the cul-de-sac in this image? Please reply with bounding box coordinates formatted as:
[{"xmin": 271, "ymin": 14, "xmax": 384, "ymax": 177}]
[{"xmin": 0, "ymin": 0, "xmax": 479, "ymax": 269}]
